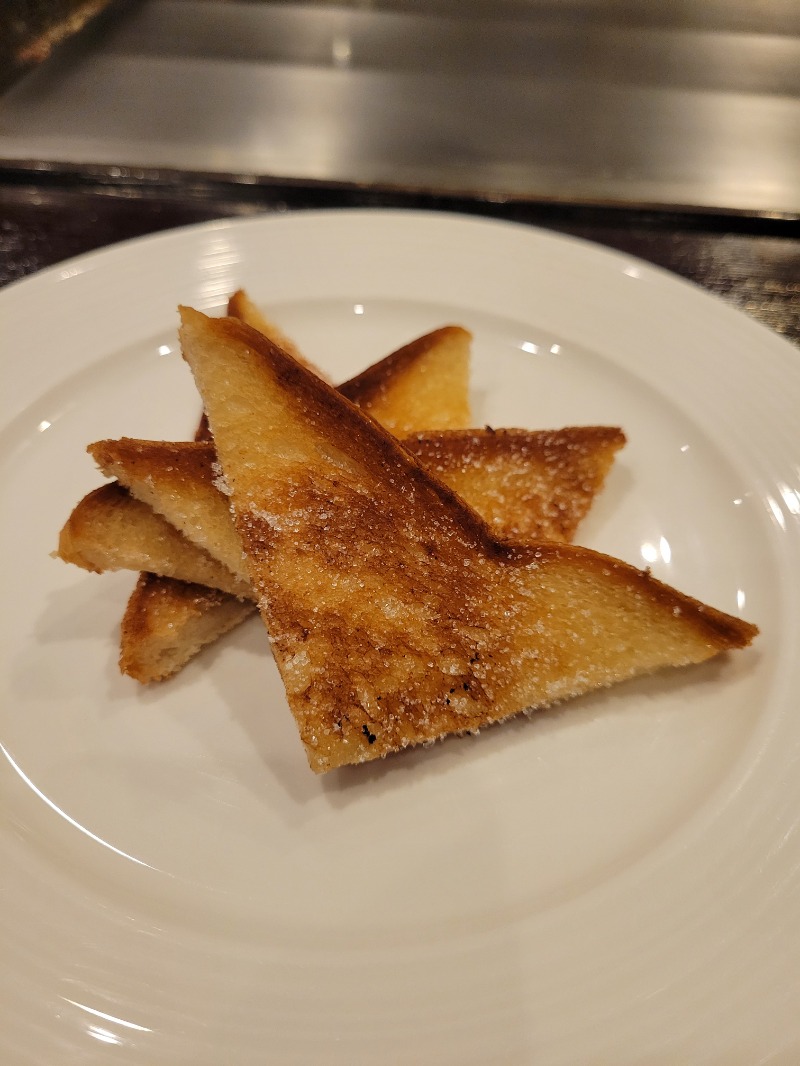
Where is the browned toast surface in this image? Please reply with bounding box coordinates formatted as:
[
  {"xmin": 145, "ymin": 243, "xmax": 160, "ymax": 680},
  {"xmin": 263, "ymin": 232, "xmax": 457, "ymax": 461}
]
[
  {"xmin": 56, "ymin": 482, "xmax": 251, "ymax": 598},
  {"xmin": 228, "ymin": 296, "xmax": 470, "ymax": 432},
  {"xmin": 192, "ymin": 290, "xmax": 329, "ymax": 441},
  {"xmin": 121, "ymin": 574, "xmax": 255, "ymax": 682},
  {"xmin": 404, "ymin": 426, "xmax": 625, "ymax": 542},
  {"xmin": 84, "ymin": 423, "xmax": 623, "ymax": 681},
  {"xmin": 88, "ymin": 322, "xmax": 479, "ymax": 582},
  {"xmin": 338, "ymin": 325, "xmax": 471, "ymax": 433},
  {"xmin": 179, "ymin": 308, "xmax": 758, "ymax": 773},
  {"xmin": 70, "ymin": 316, "xmax": 476, "ymax": 683},
  {"xmin": 88, "ymin": 439, "xmax": 246, "ymax": 579},
  {"xmin": 87, "ymin": 423, "xmax": 625, "ymax": 586}
]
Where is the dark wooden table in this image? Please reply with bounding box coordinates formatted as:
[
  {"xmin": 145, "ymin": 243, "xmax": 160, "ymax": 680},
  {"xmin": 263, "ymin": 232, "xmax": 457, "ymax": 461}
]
[{"xmin": 1, "ymin": 162, "xmax": 798, "ymax": 347}]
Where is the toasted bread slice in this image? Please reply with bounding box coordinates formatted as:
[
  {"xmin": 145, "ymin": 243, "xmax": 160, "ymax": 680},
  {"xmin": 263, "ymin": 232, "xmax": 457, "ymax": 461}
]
[
  {"xmin": 56, "ymin": 482, "xmax": 251, "ymax": 598},
  {"xmin": 69, "ymin": 318, "xmax": 475, "ymax": 682},
  {"xmin": 337, "ymin": 325, "xmax": 471, "ymax": 433},
  {"xmin": 228, "ymin": 299, "xmax": 471, "ymax": 433},
  {"xmin": 179, "ymin": 308, "xmax": 758, "ymax": 773},
  {"xmin": 114, "ymin": 295, "xmax": 321, "ymax": 682},
  {"xmin": 87, "ymin": 425, "xmax": 624, "ymax": 585},
  {"xmin": 88, "ymin": 440, "xmax": 245, "ymax": 579},
  {"xmin": 87, "ymin": 322, "xmax": 474, "ymax": 582},
  {"xmin": 120, "ymin": 574, "xmax": 255, "ymax": 682},
  {"xmin": 229, "ymin": 292, "xmax": 474, "ymax": 433},
  {"xmin": 87, "ymin": 425, "xmax": 622, "ymax": 683}
]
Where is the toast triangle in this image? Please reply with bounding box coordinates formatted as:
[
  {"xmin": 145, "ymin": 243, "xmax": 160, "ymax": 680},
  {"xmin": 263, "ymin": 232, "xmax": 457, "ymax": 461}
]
[
  {"xmin": 83, "ymin": 422, "xmax": 622, "ymax": 683},
  {"xmin": 65, "ymin": 314, "xmax": 478, "ymax": 683},
  {"xmin": 74, "ymin": 423, "xmax": 624, "ymax": 683},
  {"xmin": 117, "ymin": 288, "xmax": 311, "ymax": 669},
  {"xmin": 120, "ymin": 574, "xmax": 254, "ymax": 682},
  {"xmin": 230, "ymin": 289, "xmax": 472, "ymax": 432},
  {"xmin": 179, "ymin": 308, "xmax": 758, "ymax": 773}
]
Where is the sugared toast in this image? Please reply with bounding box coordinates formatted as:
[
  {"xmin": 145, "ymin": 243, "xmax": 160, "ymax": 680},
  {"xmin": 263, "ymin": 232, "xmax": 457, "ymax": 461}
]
[
  {"xmin": 179, "ymin": 308, "xmax": 758, "ymax": 773},
  {"xmin": 77, "ymin": 424, "xmax": 623, "ymax": 683},
  {"xmin": 117, "ymin": 288, "xmax": 314, "ymax": 666},
  {"xmin": 229, "ymin": 294, "xmax": 472, "ymax": 433},
  {"xmin": 337, "ymin": 326, "xmax": 472, "ymax": 433},
  {"xmin": 194, "ymin": 290, "xmax": 326, "ymax": 440},
  {"xmin": 87, "ymin": 426, "xmax": 625, "ymax": 585},
  {"xmin": 120, "ymin": 574, "xmax": 255, "ymax": 682},
  {"xmin": 405, "ymin": 427, "xmax": 625, "ymax": 542},
  {"xmin": 81, "ymin": 322, "xmax": 481, "ymax": 587},
  {"xmin": 113, "ymin": 311, "xmax": 473, "ymax": 679},
  {"xmin": 56, "ymin": 482, "xmax": 251, "ymax": 598}
]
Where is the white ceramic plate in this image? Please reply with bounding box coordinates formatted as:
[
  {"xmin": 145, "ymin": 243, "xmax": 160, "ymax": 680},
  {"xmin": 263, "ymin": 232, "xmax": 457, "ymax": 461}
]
[{"xmin": 1, "ymin": 210, "xmax": 798, "ymax": 1064}]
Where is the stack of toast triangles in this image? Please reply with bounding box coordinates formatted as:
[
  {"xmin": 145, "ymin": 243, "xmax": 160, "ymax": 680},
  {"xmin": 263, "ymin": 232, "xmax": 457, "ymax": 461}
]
[{"xmin": 56, "ymin": 294, "xmax": 757, "ymax": 773}]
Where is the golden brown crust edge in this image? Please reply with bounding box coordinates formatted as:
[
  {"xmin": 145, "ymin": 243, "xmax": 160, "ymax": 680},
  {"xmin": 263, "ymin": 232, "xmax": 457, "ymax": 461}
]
[
  {"xmin": 88, "ymin": 438, "xmax": 217, "ymax": 486},
  {"xmin": 405, "ymin": 425, "xmax": 627, "ymax": 463},
  {"xmin": 525, "ymin": 541, "xmax": 759, "ymax": 650}
]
